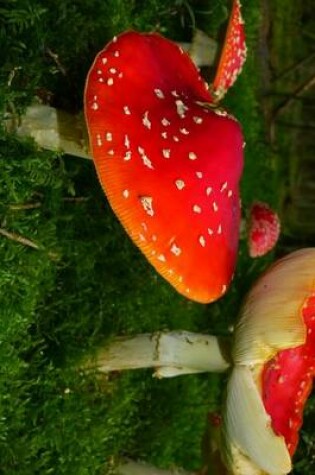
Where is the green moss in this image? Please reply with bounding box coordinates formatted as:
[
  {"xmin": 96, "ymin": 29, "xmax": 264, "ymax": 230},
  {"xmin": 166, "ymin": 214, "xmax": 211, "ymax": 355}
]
[{"xmin": 0, "ymin": 1, "xmax": 304, "ymax": 474}]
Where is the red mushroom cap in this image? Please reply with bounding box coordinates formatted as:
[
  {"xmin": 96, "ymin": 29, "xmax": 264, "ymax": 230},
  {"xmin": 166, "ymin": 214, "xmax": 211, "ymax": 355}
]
[
  {"xmin": 84, "ymin": 31, "xmax": 244, "ymax": 304},
  {"xmin": 262, "ymin": 293, "xmax": 315, "ymax": 456},
  {"xmin": 211, "ymin": 0, "xmax": 247, "ymax": 102},
  {"xmin": 248, "ymin": 201, "xmax": 281, "ymax": 257}
]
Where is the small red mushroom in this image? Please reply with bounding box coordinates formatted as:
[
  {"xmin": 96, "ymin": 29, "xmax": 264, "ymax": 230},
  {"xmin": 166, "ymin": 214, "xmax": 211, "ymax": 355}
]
[
  {"xmin": 211, "ymin": 0, "xmax": 247, "ymax": 101},
  {"xmin": 248, "ymin": 201, "xmax": 281, "ymax": 257},
  {"xmin": 84, "ymin": 31, "xmax": 244, "ymax": 304}
]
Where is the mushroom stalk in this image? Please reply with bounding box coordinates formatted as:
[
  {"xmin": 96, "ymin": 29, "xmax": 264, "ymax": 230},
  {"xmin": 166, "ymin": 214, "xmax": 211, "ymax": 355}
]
[
  {"xmin": 116, "ymin": 459, "xmax": 193, "ymax": 475},
  {"xmin": 83, "ymin": 331, "xmax": 231, "ymax": 377},
  {"xmin": 4, "ymin": 33, "xmax": 218, "ymax": 160},
  {"xmin": 5, "ymin": 104, "xmax": 91, "ymax": 159}
]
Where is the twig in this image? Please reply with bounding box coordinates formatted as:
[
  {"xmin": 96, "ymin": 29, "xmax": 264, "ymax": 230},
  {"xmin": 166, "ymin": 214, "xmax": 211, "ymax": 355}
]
[
  {"xmin": 0, "ymin": 227, "xmax": 59, "ymax": 260},
  {"xmin": 46, "ymin": 48, "xmax": 67, "ymax": 76},
  {"xmin": 62, "ymin": 196, "xmax": 90, "ymax": 203},
  {"xmin": 277, "ymin": 120, "xmax": 315, "ymax": 130},
  {"xmin": 272, "ymin": 52, "xmax": 315, "ymax": 83},
  {"xmin": 0, "ymin": 227, "xmax": 39, "ymax": 250},
  {"xmin": 273, "ymin": 74, "xmax": 315, "ymax": 119},
  {"xmin": 8, "ymin": 202, "xmax": 42, "ymax": 210}
]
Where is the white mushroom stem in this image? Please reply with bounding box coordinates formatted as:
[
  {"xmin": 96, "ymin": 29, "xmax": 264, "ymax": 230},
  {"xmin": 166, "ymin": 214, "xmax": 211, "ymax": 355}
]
[
  {"xmin": 179, "ymin": 29, "xmax": 218, "ymax": 68},
  {"xmin": 4, "ymin": 32, "xmax": 217, "ymax": 159},
  {"xmin": 117, "ymin": 459, "xmax": 193, "ymax": 475},
  {"xmin": 84, "ymin": 331, "xmax": 231, "ymax": 378},
  {"xmin": 5, "ymin": 104, "xmax": 91, "ymax": 159}
]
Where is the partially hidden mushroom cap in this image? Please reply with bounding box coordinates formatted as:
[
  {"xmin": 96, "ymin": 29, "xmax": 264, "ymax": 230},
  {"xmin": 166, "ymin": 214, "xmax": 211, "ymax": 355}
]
[
  {"xmin": 84, "ymin": 31, "xmax": 244, "ymax": 304},
  {"xmin": 211, "ymin": 0, "xmax": 247, "ymax": 102},
  {"xmin": 223, "ymin": 249, "xmax": 315, "ymax": 474},
  {"xmin": 248, "ymin": 201, "xmax": 281, "ymax": 258}
]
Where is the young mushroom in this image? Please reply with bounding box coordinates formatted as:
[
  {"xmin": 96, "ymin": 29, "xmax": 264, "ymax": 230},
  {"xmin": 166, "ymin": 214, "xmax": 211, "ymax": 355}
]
[
  {"xmin": 210, "ymin": 0, "xmax": 246, "ymax": 102},
  {"xmin": 84, "ymin": 11, "xmax": 246, "ymax": 304},
  {"xmin": 248, "ymin": 201, "xmax": 281, "ymax": 257}
]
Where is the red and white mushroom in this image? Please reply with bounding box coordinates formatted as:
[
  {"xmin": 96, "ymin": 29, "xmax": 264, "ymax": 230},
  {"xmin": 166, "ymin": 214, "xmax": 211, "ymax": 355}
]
[
  {"xmin": 224, "ymin": 248, "xmax": 315, "ymax": 474},
  {"xmin": 211, "ymin": 0, "xmax": 247, "ymax": 102},
  {"xmin": 84, "ymin": 25, "xmax": 245, "ymax": 303},
  {"xmin": 248, "ymin": 201, "xmax": 281, "ymax": 257}
]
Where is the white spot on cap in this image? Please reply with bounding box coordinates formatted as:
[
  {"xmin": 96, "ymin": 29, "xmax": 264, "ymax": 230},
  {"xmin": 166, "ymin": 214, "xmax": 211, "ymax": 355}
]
[
  {"xmin": 106, "ymin": 132, "xmax": 112, "ymax": 142},
  {"xmin": 123, "ymin": 105, "xmax": 131, "ymax": 115},
  {"xmin": 142, "ymin": 111, "xmax": 151, "ymax": 129},
  {"xmin": 157, "ymin": 254, "xmax": 166, "ymax": 262},
  {"xmin": 199, "ymin": 235, "xmax": 206, "ymax": 247},
  {"xmin": 140, "ymin": 196, "xmax": 154, "ymax": 216},
  {"xmin": 122, "ymin": 189, "xmax": 129, "ymax": 198},
  {"xmin": 161, "ymin": 118, "xmax": 170, "ymax": 126},
  {"xmin": 102, "ymin": 57, "xmax": 108, "ymax": 64},
  {"xmin": 175, "ymin": 100, "xmax": 188, "ymax": 118},
  {"xmin": 217, "ymin": 224, "xmax": 222, "ymax": 234},
  {"xmin": 142, "ymin": 155, "xmax": 154, "ymax": 169},
  {"xmin": 161, "ymin": 132, "xmax": 168, "ymax": 139},
  {"xmin": 193, "ymin": 205, "xmax": 202, "ymax": 214},
  {"xmin": 109, "ymin": 68, "xmax": 117, "ymax": 74},
  {"xmin": 154, "ymin": 88, "xmax": 165, "ymax": 99},
  {"xmin": 114, "ymin": 51, "xmax": 120, "ymax": 57},
  {"xmin": 124, "ymin": 134, "xmax": 130, "ymax": 148},
  {"xmin": 173, "ymin": 136, "xmax": 179, "ymax": 142},
  {"xmin": 196, "ymin": 172, "xmax": 203, "ymax": 179},
  {"xmin": 206, "ymin": 187, "xmax": 212, "ymax": 196},
  {"xmin": 107, "ymin": 78, "xmax": 114, "ymax": 86},
  {"xmin": 207, "ymin": 228, "xmax": 214, "ymax": 235},
  {"xmin": 220, "ymin": 182, "xmax": 228, "ymax": 192},
  {"xmin": 91, "ymin": 102, "xmax": 99, "ymax": 110},
  {"xmin": 113, "ymin": 36, "xmax": 117, "ymax": 42},
  {"xmin": 108, "ymin": 149, "xmax": 114, "ymax": 156},
  {"xmin": 162, "ymin": 149, "xmax": 170, "ymax": 159},
  {"xmin": 171, "ymin": 90, "xmax": 180, "ymax": 97},
  {"xmin": 213, "ymin": 202, "xmax": 218, "ymax": 212},
  {"xmin": 175, "ymin": 179, "xmax": 185, "ymax": 190},
  {"xmin": 96, "ymin": 134, "xmax": 102, "ymax": 146},
  {"xmin": 188, "ymin": 152, "xmax": 197, "ymax": 160},
  {"xmin": 193, "ymin": 116, "xmax": 203, "ymax": 124},
  {"xmin": 152, "ymin": 234, "xmax": 157, "ymax": 242},
  {"xmin": 170, "ymin": 243, "xmax": 182, "ymax": 256},
  {"xmin": 138, "ymin": 146, "xmax": 144, "ymax": 155},
  {"xmin": 221, "ymin": 284, "xmax": 227, "ymax": 294},
  {"xmin": 180, "ymin": 128, "xmax": 189, "ymax": 135},
  {"xmin": 228, "ymin": 190, "xmax": 233, "ymax": 198},
  {"xmin": 124, "ymin": 151, "xmax": 132, "ymax": 161}
]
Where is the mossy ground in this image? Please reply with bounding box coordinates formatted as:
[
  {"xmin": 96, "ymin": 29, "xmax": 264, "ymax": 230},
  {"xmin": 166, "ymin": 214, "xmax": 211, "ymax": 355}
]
[{"xmin": 0, "ymin": 1, "xmax": 313, "ymax": 474}]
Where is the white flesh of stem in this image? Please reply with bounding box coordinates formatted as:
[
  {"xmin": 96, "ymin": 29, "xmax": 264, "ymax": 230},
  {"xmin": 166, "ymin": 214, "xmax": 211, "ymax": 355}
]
[{"xmin": 84, "ymin": 331, "xmax": 230, "ymax": 377}]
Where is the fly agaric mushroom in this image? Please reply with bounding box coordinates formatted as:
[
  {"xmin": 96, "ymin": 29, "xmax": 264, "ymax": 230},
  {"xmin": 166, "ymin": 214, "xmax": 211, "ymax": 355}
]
[
  {"xmin": 211, "ymin": 0, "xmax": 246, "ymax": 102},
  {"xmin": 224, "ymin": 248, "xmax": 315, "ymax": 474},
  {"xmin": 248, "ymin": 201, "xmax": 281, "ymax": 257},
  {"xmin": 84, "ymin": 28, "xmax": 245, "ymax": 304},
  {"xmin": 83, "ymin": 249, "xmax": 315, "ymax": 473}
]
